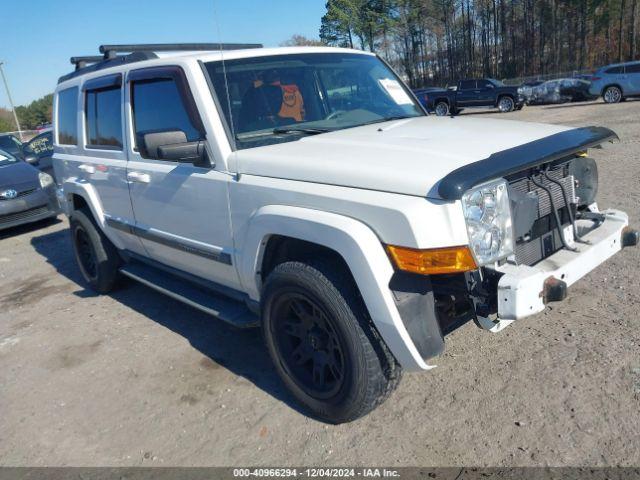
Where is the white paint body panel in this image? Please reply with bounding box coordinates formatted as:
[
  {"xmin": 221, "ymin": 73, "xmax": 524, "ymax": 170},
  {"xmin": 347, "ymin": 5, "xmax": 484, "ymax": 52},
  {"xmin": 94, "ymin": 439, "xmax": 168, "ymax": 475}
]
[{"xmin": 234, "ymin": 116, "xmax": 571, "ymax": 198}]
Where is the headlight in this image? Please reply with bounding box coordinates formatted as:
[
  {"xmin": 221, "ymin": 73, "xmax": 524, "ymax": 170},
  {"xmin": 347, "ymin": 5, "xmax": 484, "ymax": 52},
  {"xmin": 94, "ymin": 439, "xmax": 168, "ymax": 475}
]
[
  {"xmin": 461, "ymin": 178, "xmax": 514, "ymax": 265},
  {"xmin": 38, "ymin": 172, "xmax": 54, "ymax": 189}
]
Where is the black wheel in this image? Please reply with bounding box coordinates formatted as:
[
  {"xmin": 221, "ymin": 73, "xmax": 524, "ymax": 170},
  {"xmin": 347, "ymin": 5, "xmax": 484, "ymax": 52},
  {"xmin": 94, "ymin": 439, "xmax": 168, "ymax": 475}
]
[
  {"xmin": 603, "ymin": 86, "xmax": 622, "ymax": 104},
  {"xmin": 498, "ymin": 96, "xmax": 515, "ymax": 112},
  {"xmin": 70, "ymin": 208, "xmax": 121, "ymax": 293},
  {"xmin": 262, "ymin": 260, "xmax": 400, "ymax": 423},
  {"xmin": 434, "ymin": 101, "xmax": 450, "ymax": 116}
]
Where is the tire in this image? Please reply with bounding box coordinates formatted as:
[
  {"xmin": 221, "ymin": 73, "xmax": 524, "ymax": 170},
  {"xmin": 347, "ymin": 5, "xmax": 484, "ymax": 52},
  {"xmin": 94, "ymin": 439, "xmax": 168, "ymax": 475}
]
[
  {"xmin": 262, "ymin": 259, "xmax": 401, "ymax": 423},
  {"xmin": 70, "ymin": 207, "xmax": 121, "ymax": 293},
  {"xmin": 498, "ymin": 96, "xmax": 515, "ymax": 112},
  {"xmin": 434, "ymin": 101, "xmax": 450, "ymax": 116},
  {"xmin": 603, "ymin": 86, "xmax": 622, "ymax": 104}
]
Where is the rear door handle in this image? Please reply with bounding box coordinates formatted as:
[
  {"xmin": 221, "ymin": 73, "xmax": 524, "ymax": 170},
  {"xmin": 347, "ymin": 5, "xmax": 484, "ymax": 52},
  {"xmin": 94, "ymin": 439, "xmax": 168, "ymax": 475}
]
[
  {"xmin": 127, "ymin": 171, "xmax": 151, "ymax": 184},
  {"xmin": 78, "ymin": 164, "xmax": 95, "ymax": 174}
]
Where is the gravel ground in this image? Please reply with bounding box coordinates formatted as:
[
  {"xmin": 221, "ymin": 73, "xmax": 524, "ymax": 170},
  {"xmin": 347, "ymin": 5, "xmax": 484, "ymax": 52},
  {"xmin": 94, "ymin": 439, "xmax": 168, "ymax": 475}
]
[{"xmin": 1, "ymin": 100, "xmax": 639, "ymax": 467}]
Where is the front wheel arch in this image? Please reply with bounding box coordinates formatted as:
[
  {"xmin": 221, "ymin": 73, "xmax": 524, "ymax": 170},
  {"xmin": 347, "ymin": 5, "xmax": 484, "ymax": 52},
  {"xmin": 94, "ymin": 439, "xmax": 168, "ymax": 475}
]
[{"xmin": 497, "ymin": 95, "xmax": 515, "ymax": 112}]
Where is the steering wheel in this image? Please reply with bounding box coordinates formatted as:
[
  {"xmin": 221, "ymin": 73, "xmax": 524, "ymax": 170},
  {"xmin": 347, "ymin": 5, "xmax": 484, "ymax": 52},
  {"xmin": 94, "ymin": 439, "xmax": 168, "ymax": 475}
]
[{"xmin": 325, "ymin": 110, "xmax": 347, "ymax": 121}]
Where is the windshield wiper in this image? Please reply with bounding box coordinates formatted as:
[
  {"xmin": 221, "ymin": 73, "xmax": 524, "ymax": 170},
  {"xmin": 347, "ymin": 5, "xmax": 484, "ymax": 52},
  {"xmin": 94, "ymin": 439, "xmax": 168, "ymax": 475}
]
[
  {"xmin": 272, "ymin": 126, "xmax": 331, "ymax": 135},
  {"xmin": 359, "ymin": 115, "xmax": 415, "ymax": 127}
]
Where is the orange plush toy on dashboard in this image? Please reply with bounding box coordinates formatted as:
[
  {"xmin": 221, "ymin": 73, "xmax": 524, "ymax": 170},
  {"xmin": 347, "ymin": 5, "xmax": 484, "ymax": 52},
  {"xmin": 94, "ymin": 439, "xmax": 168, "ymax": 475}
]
[{"xmin": 278, "ymin": 84, "xmax": 305, "ymax": 122}]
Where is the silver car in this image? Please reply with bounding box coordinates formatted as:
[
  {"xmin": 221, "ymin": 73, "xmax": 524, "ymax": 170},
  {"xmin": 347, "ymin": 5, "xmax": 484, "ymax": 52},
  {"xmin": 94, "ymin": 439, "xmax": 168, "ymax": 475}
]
[{"xmin": 589, "ymin": 61, "xmax": 640, "ymax": 103}]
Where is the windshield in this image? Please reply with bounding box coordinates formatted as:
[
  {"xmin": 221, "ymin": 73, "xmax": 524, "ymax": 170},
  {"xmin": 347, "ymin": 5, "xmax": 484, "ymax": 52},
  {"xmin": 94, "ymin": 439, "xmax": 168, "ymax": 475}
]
[
  {"xmin": 0, "ymin": 150, "xmax": 19, "ymax": 167},
  {"xmin": 204, "ymin": 53, "xmax": 424, "ymax": 150},
  {"xmin": 487, "ymin": 78, "xmax": 504, "ymax": 87},
  {"xmin": 0, "ymin": 135, "xmax": 22, "ymax": 151}
]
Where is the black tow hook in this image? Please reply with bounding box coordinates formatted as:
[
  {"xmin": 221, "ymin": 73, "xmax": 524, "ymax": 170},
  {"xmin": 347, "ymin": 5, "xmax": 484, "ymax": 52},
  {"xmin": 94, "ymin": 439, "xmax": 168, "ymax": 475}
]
[
  {"xmin": 542, "ymin": 276, "xmax": 568, "ymax": 304},
  {"xmin": 622, "ymin": 227, "xmax": 640, "ymax": 248}
]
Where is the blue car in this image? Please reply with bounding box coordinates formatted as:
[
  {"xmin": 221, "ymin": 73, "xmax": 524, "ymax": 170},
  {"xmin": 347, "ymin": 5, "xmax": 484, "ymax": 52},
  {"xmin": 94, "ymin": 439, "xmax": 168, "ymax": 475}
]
[{"xmin": 589, "ymin": 60, "xmax": 640, "ymax": 103}]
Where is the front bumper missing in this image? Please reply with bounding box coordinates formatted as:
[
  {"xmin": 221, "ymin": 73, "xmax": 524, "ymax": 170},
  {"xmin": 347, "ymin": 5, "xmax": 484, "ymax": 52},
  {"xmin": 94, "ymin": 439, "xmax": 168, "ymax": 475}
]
[{"xmin": 479, "ymin": 209, "xmax": 634, "ymax": 331}]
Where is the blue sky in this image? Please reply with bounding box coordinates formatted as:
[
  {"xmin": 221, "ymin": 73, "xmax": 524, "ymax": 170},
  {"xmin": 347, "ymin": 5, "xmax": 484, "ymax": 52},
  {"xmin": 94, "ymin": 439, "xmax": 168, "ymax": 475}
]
[{"xmin": 1, "ymin": 0, "xmax": 327, "ymax": 109}]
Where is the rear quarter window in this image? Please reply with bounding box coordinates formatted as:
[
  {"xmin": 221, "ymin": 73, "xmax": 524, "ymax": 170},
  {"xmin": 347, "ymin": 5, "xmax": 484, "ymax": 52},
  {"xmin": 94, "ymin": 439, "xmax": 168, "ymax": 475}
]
[
  {"xmin": 57, "ymin": 87, "xmax": 79, "ymax": 145},
  {"xmin": 625, "ymin": 63, "xmax": 640, "ymax": 74},
  {"xmin": 605, "ymin": 66, "xmax": 624, "ymax": 74}
]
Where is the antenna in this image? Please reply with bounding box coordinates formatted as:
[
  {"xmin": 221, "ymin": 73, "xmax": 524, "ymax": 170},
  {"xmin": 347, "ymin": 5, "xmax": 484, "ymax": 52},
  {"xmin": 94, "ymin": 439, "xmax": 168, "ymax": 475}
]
[{"xmin": 212, "ymin": 1, "xmax": 237, "ymax": 143}]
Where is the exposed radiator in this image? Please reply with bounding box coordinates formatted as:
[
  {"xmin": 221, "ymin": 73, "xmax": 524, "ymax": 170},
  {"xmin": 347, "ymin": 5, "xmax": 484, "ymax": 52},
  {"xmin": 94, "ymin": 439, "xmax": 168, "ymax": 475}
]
[
  {"xmin": 509, "ymin": 166, "xmax": 576, "ymax": 266},
  {"xmin": 509, "ymin": 169, "xmax": 576, "ymax": 218}
]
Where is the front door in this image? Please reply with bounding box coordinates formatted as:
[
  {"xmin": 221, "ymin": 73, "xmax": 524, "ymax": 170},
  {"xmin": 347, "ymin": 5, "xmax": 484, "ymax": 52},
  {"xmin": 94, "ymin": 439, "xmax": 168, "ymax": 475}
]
[
  {"xmin": 124, "ymin": 66, "xmax": 240, "ymax": 290},
  {"xmin": 476, "ymin": 80, "xmax": 496, "ymax": 106}
]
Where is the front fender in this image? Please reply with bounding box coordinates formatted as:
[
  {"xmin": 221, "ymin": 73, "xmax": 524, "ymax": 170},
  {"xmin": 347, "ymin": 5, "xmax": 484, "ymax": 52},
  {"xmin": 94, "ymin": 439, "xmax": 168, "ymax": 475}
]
[{"xmin": 238, "ymin": 205, "xmax": 434, "ymax": 371}]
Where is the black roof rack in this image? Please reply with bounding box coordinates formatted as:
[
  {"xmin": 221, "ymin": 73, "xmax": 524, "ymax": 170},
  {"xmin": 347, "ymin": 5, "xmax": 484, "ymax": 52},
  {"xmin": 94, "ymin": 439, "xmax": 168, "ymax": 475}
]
[
  {"xmin": 70, "ymin": 56, "xmax": 106, "ymax": 70},
  {"xmin": 99, "ymin": 43, "xmax": 263, "ymax": 56},
  {"xmin": 60, "ymin": 43, "xmax": 263, "ymax": 84}
]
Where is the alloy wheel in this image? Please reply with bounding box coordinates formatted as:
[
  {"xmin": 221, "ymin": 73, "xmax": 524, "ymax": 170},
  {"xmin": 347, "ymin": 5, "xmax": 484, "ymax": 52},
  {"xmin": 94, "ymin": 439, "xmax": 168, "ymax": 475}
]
[{"xmin": 271, "ymin": 292, "xmax": 346, "ymax": 399}]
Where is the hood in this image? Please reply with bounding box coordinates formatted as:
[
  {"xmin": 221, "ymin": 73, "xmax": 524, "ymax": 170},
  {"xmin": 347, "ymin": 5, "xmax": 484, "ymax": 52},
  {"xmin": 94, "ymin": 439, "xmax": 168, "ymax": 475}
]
[
  {"xmin": 0, "ymin": 161, "xmax": 40, "ymax": 191},
  {"xmin": 234, "ymin": 116, "xmax": 572, "ymax": 199}
]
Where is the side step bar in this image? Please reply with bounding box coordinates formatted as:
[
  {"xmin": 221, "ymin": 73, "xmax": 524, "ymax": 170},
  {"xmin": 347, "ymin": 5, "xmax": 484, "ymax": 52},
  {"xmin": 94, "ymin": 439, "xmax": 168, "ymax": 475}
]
[{"xmin": 119, "ymin": 262, "xmax": 259, "ymax": 328}]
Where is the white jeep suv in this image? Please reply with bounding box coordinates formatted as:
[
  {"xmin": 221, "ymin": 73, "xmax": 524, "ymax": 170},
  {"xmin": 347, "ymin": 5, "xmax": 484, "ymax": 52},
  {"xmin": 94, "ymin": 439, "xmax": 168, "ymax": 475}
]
[{"xmin": 53, "ymin": 44, "xmax": 638, "ymax": 423}]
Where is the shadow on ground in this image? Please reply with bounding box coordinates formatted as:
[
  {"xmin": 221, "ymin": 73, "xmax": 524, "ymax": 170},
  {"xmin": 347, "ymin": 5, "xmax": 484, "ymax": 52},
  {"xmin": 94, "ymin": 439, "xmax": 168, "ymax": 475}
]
[
  {"xmin": 0, "ymin": 217, "xmax": 62, "ymax": 241},
  {"xmin": 29, "ymin": 227, "xmax": 305, "ymax": 417}
]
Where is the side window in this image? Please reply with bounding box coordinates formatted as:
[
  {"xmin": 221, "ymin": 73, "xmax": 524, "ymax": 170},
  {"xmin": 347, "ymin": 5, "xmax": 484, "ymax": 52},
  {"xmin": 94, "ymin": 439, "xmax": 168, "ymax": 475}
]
[
  {"xmin": 131, "ymin": 78, "xmax": 203, "ymax": 148},
  {"xmin": 459, "ymin": 80, "xmax": 476, "ymax": 90},
  {"xmin": 57, "ymin": 87, "xmax": 78, "ymax": 145},
  {"xmin": 85, "ymin": 75, "xmax": 123, "ymax": 149},
  {"xmin": 605, "ymin": 66, "xmax": 624, "ymax": 74},
  {"xmin": 477, "ymin": 80, "xmax": 493, "ymax": 89},
  {"xmin": 626, "ymin": 63, "xmax": 640, "ymax": 74}
]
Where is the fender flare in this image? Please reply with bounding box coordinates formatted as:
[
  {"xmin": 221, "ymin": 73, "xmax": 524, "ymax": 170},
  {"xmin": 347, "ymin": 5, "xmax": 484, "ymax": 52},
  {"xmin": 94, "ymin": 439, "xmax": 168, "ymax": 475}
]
[
  {"xmin": 238, "ymin": 204, "xmax": 434, "ymax": 371},
  {"xmin": 61, "ymin": 180, "xmax": 125, "ymax": 250}
]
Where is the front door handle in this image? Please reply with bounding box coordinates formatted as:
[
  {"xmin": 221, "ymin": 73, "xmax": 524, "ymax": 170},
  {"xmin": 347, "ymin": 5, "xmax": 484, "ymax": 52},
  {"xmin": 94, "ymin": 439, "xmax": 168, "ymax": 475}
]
[{"xmin": 127, "ymin": 171, "xmax": 151, "ymax": 184}]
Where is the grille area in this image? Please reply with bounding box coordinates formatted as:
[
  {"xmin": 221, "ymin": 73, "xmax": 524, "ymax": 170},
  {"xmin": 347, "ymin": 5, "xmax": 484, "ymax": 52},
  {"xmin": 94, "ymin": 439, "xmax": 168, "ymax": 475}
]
[
  {"xmin": 0, "ymin": 206, "xmax": 50, "ymax": 226},
  {"xmin": 509, "ymin": 165, "xmax": 576, "ymax": 266},
  {"xmin": 0, "ymin": 187, "xmax": 37, "ymax": 201}
]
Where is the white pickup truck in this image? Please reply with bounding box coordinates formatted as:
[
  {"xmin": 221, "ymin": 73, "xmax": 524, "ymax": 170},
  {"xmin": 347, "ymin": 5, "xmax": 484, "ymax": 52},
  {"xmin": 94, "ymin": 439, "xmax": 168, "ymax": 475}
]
[{"xmin": 53, "ymin": 44, "xmax": 638, "ymax": 423}]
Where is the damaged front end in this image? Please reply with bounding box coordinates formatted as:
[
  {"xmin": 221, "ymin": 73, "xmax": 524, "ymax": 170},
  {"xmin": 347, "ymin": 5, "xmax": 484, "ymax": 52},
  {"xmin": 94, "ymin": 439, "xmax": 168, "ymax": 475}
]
[{"xmin": 435, "ymin": 126, "xmax": 638, "ymax": 333}]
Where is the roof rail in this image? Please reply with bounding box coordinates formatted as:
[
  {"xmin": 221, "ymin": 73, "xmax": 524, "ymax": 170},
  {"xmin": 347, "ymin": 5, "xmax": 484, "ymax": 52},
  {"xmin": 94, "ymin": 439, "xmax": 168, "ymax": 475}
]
[
  {"xmin": 60, "ymin": 43, "xmax": 263, "ymax": 84},
  {"xmin": 70, "ymin": 56, "xmax": 107, "ymax": 70},
  {"xmin": 99, "ymin": 43, "xmax": 263, "ymax": 57}
]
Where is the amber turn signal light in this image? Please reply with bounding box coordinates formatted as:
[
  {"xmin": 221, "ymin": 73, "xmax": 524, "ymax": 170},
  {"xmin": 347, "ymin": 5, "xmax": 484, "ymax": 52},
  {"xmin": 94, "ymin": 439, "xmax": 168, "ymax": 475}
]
[{"xmin": 386, "ymin": 245, "xmax": 478, "ymax": 275}]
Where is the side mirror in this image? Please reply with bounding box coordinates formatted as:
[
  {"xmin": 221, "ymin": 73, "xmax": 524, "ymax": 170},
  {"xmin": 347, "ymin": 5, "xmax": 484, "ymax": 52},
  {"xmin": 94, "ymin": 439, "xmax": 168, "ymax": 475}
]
[
  {"xmin": 24, "ymin": 154, "xmax": 39, "ymax": 165},
  {"xmin": 139, "ymin": 130, "xmax": 210, "ymax": 168}
]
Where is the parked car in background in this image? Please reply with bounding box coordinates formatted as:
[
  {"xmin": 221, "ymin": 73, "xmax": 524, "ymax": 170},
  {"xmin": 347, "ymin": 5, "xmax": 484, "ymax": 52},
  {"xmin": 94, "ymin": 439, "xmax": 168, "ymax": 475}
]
[
  {"xmin": 528, "ymin": 78, "xmax": 596, "ymax": 105},
  {"xmin": 517, "ymin": 80, "xmax": 544, "ymax": 103},
  {"xmin": 0, "ymin": 133, "xmax": 25, "ymax": 160},
  {"xmin": 589, "ymin": 61, "xmax": 640, "ymax": 103},
  {"xmin": 423, "ymin": 78, "xmax": 524, "ymax": 115},
  {"xmin": 0, "ymin": 149, "xmax": 59, "ymax": 231},
  {"xmin": 21, "ymin": 130, "xmax": 55, "ymax": 178},
  {"xmin": 412, "ymin": 87, "xmax": 444, "ymax": 112},
  {"xmin": 36, "ymin": 122, "xmax": 53, "ymax": 133}
]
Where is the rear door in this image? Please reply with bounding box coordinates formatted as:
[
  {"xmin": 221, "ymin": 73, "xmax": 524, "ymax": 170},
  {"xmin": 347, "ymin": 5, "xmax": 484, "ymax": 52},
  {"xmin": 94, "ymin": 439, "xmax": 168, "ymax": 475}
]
[
  {"xmin": 456, "ymin": 80, "xmax": 478, "ymax": 106},
  {"xmin": 124, "ymin": 66, "xmax": 240, "ymax": 289},
  {"xmin": 55, "ymin": 79, "xmax": 143, "ymax": 254}
]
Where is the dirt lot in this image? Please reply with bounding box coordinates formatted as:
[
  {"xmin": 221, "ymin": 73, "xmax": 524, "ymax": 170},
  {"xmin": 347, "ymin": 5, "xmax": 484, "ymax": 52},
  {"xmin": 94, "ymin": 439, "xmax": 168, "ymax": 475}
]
[{"xmin": 1, "ymin": 100, "xmax": 639, "ymax": 467}]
